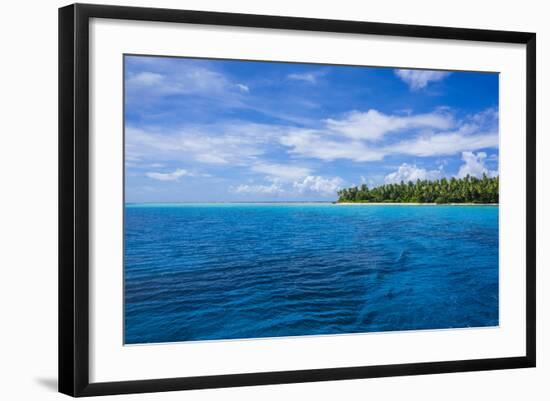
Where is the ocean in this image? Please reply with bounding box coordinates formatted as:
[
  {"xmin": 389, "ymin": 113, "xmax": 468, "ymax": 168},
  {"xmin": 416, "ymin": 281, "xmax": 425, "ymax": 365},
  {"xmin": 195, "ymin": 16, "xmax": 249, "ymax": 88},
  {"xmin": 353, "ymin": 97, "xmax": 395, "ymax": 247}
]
[{"xmin": 124, "ymin": 203, "xmax": 499, "ymax": 344}]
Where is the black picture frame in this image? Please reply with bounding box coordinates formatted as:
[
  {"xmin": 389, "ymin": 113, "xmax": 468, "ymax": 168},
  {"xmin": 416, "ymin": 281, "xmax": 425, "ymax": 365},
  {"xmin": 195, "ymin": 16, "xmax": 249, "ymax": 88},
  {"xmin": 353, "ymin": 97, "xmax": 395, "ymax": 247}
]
[{"xmin": 59, "ymin": 3, "xmax": 536, "ymax": 397}]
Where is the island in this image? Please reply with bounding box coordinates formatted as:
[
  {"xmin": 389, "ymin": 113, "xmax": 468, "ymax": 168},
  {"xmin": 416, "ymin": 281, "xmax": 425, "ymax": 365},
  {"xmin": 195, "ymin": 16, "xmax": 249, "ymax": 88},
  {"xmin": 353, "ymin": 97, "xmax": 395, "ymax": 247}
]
[{"xmin": 336, "ymin": 175, "xmax": 498, "ymax": 204}]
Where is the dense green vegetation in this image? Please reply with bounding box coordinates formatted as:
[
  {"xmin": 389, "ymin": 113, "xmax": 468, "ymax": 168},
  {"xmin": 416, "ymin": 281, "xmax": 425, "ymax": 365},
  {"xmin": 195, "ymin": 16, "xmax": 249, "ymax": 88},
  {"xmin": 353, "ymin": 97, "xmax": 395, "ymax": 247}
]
[{"xmin": 337, "ymin": 175, "xmax": 499, "ymax": 204}]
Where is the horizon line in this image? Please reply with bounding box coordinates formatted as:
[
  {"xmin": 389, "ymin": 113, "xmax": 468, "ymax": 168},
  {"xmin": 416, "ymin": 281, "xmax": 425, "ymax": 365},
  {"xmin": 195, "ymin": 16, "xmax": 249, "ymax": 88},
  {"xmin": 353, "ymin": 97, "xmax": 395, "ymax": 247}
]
[{"xmin": 125, "ymin": 201, "xmax": 336, "ymax": 204}]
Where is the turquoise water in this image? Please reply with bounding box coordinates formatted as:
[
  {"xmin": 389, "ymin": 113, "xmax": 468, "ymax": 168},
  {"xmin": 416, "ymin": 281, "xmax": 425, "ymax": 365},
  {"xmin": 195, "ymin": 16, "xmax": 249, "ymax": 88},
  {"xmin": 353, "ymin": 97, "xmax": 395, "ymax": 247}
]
[{"xmin": 124, "ymin": 203, "xmax": 498, "ymax": 344}]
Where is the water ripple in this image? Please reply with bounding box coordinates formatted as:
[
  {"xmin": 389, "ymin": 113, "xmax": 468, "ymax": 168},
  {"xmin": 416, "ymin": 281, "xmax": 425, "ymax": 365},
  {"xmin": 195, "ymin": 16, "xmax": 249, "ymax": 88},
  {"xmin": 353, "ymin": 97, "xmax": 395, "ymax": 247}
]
[{"xmin": 124, "ymin": 204, "xmax": 499, "ymax": 344}]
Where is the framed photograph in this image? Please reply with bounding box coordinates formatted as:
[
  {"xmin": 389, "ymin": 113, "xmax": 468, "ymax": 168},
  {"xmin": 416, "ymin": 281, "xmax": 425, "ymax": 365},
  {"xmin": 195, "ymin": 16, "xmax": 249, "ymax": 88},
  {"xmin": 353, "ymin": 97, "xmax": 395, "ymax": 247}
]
[{"xmin": 59, "ymin": 3, "xmax": 536, "ymax": 397}]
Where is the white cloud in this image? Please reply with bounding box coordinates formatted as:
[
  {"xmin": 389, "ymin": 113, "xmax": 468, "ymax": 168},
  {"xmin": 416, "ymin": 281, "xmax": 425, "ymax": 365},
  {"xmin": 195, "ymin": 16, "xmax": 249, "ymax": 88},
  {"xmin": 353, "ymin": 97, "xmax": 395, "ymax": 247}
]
[
  {"xmin": 382, "ymin": 109, "xmax": 498, "ymax": 158},
  {"xmin": 287, "ymin": 70, "xmax": 327, "ymax": 84},
  {"xmin": 127, "ymin": 63, "xmax": 323, "ymax": 126},
  {"xmin": 325, "ymin": 109, "xmax": 453, "ymax": 141},
  {"xmin": 194, "ymin": 153, "xmax": 229, "ymax": 165},
  {"xmin": 470, "ymin": 107, "xmax": 499, "ymax": 125},
  {"xmin": 126, "ymin": 122, "xmax": 282, "ymax": 167},
  {"xmin": 126, "ymin": 72, "xmax": 164, "ymax": 86},
  {"xmin": 145, "ymin": 168, "xmax": 190, "ymax": 181},
  {"xmin": 385, "ymin": 164, "xmax": 443, "ymax": 184},
  {"xmin": 251, "ymin": 163, "xmax": 311, "ymax": 181},
  {"xmin": 126, "ymin": 65, "xmax": 240, "ymax": 101},
  {"xmin": 236, "ymin": 83, "xmax": 249, "ymax": 92},
  {"xmin": 280, "ymin": 130, "xmax": 385, "ymax": 162},
  {"xmin": 278, "ymin": 107, "xmax": 498, "ymax": 162},
  {"xmin": 125, "ymin": 152, "xmax": 141, "ymax": 162},
  {"xmin": 395, "ymin": 69, "xmax": 451, "ymax": 90},
  {"xmin": 456, "ymin": 151, "xmax": 498, "ymax": 178},
  {"xmin": 128, "ymin": 107, "xmax": 498, "ymax": 179},
  {"xmin": 279, "ymin": 109, "xmax": 497, "ymax": 163},
  {"xmin": 293, "ymin": 176, "xmax": 343, "ymax": 195},
  {"xmin": 230, "ymin": 183, "xmax": 283, "ymax": 194},
  {"xmin": 288, "ymin": 73, "xmax": 316, "ymax": 83},
  {"xmin": 230, "ymin": 175, "xmax": 343, "ymax": 197},
  {"xmin": 386, "ymin": 129, "xmax": 498, "ymax": 157}
]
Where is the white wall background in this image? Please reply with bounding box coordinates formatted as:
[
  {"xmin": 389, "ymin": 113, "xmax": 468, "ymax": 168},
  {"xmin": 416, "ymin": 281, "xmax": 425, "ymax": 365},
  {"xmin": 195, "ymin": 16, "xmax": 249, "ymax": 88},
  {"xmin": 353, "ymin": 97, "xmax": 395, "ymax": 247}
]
[{"xmin": 0, "ymin": 0, "xmax": 547, "ymax": 399}]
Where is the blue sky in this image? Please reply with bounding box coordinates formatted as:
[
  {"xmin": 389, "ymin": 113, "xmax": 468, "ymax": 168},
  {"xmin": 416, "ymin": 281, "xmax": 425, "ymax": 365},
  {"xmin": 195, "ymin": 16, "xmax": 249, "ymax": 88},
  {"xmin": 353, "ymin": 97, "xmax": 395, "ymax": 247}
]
[{"xmin": 125, "ymin": 55, "xmax": 499, "ymax": 202}]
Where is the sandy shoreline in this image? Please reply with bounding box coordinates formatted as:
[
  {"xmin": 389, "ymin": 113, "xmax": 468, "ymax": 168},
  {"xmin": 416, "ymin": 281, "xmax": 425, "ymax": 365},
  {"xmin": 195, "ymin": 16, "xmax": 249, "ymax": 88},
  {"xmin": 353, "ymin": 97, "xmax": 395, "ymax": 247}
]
[{"xmin": 335, "ymin": 202, "xmax": 498, "ymax": 206}]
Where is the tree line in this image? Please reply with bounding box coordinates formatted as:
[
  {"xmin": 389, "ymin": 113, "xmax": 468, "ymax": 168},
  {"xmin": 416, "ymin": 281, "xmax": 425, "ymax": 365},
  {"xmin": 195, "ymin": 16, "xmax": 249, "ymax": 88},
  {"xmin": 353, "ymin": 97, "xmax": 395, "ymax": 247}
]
[{"xmin": 337, "ymin": 175, "xmax": 499, "ymax": 204}]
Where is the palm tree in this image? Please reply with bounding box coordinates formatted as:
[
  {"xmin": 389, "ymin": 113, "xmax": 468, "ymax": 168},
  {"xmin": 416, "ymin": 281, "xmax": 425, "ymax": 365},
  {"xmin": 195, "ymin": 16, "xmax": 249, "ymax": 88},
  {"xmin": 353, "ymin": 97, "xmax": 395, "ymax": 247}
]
[{"xmin": 337, "ymin": 175, "xmax": 499, "ymax": 204}]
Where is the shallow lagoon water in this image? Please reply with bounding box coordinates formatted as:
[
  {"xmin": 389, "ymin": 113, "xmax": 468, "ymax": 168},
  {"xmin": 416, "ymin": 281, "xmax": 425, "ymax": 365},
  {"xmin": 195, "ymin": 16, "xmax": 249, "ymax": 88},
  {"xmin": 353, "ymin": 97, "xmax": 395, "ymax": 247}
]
[{"xmin": 124, "ymin": 203, "xmax": 498, "ymax": 344}]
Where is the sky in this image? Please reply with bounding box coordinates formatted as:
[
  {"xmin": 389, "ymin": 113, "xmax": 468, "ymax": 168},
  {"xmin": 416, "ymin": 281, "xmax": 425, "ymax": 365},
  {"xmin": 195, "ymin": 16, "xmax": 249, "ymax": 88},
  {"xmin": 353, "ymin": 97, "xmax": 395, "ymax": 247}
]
[{"xmin": 124, "ymin": 55, "xmax": 499, "ymax": 202}]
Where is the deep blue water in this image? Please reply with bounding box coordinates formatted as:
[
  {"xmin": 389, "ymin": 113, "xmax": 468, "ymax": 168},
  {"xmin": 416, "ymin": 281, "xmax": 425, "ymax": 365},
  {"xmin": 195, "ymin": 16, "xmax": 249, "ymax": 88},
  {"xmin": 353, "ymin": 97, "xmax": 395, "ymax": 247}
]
[{"xmin": 124, "ymin": 203, "xmax": 498, "ymax": 344}]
